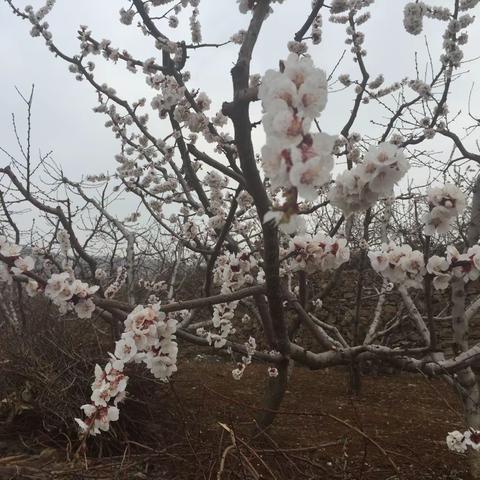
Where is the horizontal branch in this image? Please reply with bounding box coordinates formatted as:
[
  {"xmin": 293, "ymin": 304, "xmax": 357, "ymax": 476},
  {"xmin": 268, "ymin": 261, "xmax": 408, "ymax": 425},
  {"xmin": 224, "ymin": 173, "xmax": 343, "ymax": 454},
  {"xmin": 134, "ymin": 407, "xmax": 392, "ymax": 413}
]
[{"xmin": 94, "ymin": 284, "xmax": 266, "ymax": 314}]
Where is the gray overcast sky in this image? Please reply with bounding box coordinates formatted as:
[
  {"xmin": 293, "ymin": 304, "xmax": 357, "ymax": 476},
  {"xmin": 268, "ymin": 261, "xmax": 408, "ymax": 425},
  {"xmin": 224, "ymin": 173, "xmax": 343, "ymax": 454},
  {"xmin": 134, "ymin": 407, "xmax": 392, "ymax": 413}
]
[{"xmin": 1, "ymin": 0, "xmax": 479, "ymax": 186}]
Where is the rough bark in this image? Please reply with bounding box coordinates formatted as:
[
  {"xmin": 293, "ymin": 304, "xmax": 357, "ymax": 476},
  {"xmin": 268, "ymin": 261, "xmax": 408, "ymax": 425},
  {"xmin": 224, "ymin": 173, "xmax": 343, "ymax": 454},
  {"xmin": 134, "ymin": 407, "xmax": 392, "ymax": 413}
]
[
  {"xmin": 454, "ymin": 173, "xmax": 480, "ymax": 478},
  {"xmin": 255, "ymin": 359, "xmax": 289, "ymax": 431},
  {"xmin": 225, "ymin": 0, "xmax": 289, "ymax": 429}
]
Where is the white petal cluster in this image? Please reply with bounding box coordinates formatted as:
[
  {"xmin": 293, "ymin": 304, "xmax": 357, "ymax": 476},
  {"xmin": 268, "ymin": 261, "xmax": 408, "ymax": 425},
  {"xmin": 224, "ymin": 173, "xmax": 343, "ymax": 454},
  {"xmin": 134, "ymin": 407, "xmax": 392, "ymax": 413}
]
[
  {"xmin": 268, "ymin": 367, "xmax": 279, "ymax": 377},
  {"xmin": 168, "ymin": 15, "xmax": 179, "ymax": 28},
  {"xmin": 25, "ymin": 279, "xmax": 40, "ymax": 297},
  {"xmin": 139, "ymin": 279, "xmax": 168, "ymax": 294},
  {"xmin": 403, "ymin": 2, "xmax": 425, "ymax": 35},
  {"xmin": 329, "ymin": 143, "xmax": 409, "ymax": 216},
  {"xmin": 368, "ymin": 74, "xmax": 384, "ymax": 90},
  {"xmin": 57, "ymin": 229, "xmax": 71, "ymax": 257},
  {"xmin": 330, "ymin": 0, "xmax": 349, "ymax": 14},
  {"xmin": 45, "ymin": 272, "xmax": 99, "ymax": 318},
  {"xmin": 311, "ymin": 14, "xmax": 322, "ymax": 44},
  {"xmin": 427, "ymin": 244, "xmax": 480, "ymax": 290},
  {"xmin": 403, "ymin": 2, "xmax": 476, "ymax": 68},
  {"xmin": 119, "ymin": 8, "xmax": 135, "ymax": 25},
  {"xmin": 151, "ymin": 76, "xmax": 186, "ymax": 118},
  {"xmin": 214, "ymin": 252, "xmax": 258, "ymax": 293},
  {"xmin": 76, "ymin": 357, "xmax": 126, "ymax": 435},
  {"xmin": 25, "ymin": 0, "xmax": 56, "ymax": 32},
  {"xmin": 95, "ymin": 268, "xmax": 107, "ymax": 280},
  {"xmin": 168, "ymin": 78, "xmax": 228, "ymax": 148},
  {"xmin": 237, "ymin": 0, "xmax": 284, "ymax": 14},
  {"xmin": 190, "ymin": 8, "xmax": 202, "ymax": 44},
  {"xmin": 460, "ymin": 0, "xmax": 480, "ymax": 10},
  {"xmin": 197, "ymin": 252, "xmax": 258, "ymax": 349},
  {"xmin": 408, "ymin": 79, "xmax": 431, "ymax": 98},
  {"xmin": 259, "ymin": 54, "xmax": 334, "ymax": 200},
  {"xmin": 448, "ymin": 245, "xmax": 480, "ymax": 282},
  {"xmin": 368, "ymin": 242, "xmax": 425, "ymax": 289},
  {"xmin": 0, "ymin": 236, "xmax": 22, "ymax": 259},
  {"xmin": 236, "ymin": 190, "xmax": 253, "ymax": 210},
  {"xmin": 76, "ymin": 303, "xmax": 178, "ymax": 436},
  {"xmin": 287, "ymin": 41, "xmax": 308, "ymax": 55},
  {"xmin": 237, "ymin": 0, "xmax": 251, "ymax": 14},
  {"xmin": 104, "ymin": 266, "xmax": 127, "ymax": 298},
  {"xmin": 0, "ymin": 238, "xmax": 99, "ymax": 310},
  {"xmin": 422, "ymin": 184, "xmax": 466, "ymax": 235},
  {"xmin": 403, "ymin": 2, "xmax": 451, "ymax": 35},
  {"xmin": 231, "ymin": 336, "xmax": 257, "ymax": 380},
  {"xmin": 263, "ymin": 210, "xmax": 306, "ymax": 235},
  {"xmin": 0, "ymin": 236, "xmax": 34, "ymax": 285},
  {"xmin": 205, "ymin": 171, "xmax": 228, "ymax": 232},
  {"xmin": 426, "ymin": 255, "xmax": 451, "ymax": 290},
  {"xmin": 446, "ymin": 430, "xmax": 480, "ymax": 453},
  {"xmin": 441, "ymin": 14, "xmax": 474, "ymax": 67},
  {"xmin": 230, "ymin": 29, "xmax": 246, "ymax": 44},
  {"xmin": 182, "ymin": 220, "xmax": 199, "ymax": 240},
  {"xmin": 286, "ymin": 234, "xmax": 350, "ymax": 274}
]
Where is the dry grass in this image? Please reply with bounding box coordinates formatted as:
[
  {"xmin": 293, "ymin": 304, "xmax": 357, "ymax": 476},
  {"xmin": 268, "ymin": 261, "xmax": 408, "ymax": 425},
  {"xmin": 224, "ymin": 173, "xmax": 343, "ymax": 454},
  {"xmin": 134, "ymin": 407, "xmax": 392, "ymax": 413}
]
[{"xmin": 0, "ymin": 296, "xmax": 472, "ymax": 479}]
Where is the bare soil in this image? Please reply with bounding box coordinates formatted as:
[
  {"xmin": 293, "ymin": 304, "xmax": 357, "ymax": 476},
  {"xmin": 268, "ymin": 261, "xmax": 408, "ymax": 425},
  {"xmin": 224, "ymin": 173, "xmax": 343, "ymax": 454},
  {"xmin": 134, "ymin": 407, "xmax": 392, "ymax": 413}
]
[{"xmin": 0, "ymin": 358, "xmax": 472, "ymax": 479}]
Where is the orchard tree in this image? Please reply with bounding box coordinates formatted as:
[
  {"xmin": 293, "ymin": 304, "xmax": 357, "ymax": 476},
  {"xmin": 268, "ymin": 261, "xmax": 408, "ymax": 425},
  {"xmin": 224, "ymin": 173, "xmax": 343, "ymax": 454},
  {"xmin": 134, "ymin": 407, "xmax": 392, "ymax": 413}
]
[{"xmin": 2, "ymin": 0, "xmax": 480, "ymax": 476}]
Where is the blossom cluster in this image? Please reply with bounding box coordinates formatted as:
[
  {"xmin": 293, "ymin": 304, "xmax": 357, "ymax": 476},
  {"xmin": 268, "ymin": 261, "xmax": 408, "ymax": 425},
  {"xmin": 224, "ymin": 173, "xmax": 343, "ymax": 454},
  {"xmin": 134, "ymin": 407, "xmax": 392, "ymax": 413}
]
[
  {"xmin": 237, "ymin": 0, "xmax": 285, "ymax": 14},
  {"xmin": 0, "ymin": 236, "xmax": 35, "ymax": 285},
  {"xmin": 26, "ymin": 1, "xmax": 56, "ymax": 39},
  {"xmin": 369, "ymin": 237, "xmax": 480, "ymax": 292},
  {"xmin": 427, "ymin": 244, "xmax": 480, "ymax": 290},
  {"xmin": 104, "ymin": 266, "xmax": 127, "ymax": 298},
  {"xmin": 197, "ymin": 252, "xmax": 259, "ymax": 349},
  {"xmin": 311, "ymin": 14, "xmax": 322, "ymax": 44},
  {"xmin": 329, "ymin": 143, "xmax": 409, "ymax": 216},
  {"xmin": 95, "ymin": 268, "xmax": 107, "ymax": 280},
  {"xmin": 45, "ymin": 272, "xmax": 98, "ymax": 318},
  {"xmin": 403, "ymin": 2, "xmax": 451, "ymax": 36},
  {"xmin": 76, "ymin": 303, "xmax": 178, "ymax": 435},
  {"xmin": 422, "ymin": 184, "xmax": 466, "ymax": 235},
  {"xmin": 259, "ymin": 53, "xmax": 336, "ymax": 232},
  {"xmin": 189, "ymin": 7, "xmax": 202, "ymax": 43},
  {"xmin": 447, "ymin": 429, "xmax": 480, "ymax": 453},
  {"xmin": 285, "ymin": 234, "xmax": 350, "ymax": 274},
  {"xmin": 121, "ymin": 1, "xmax": 201, "ymax": 41},
  {"xmin": 213, "ymin": 252, "xmax": 258, "ymax": 294},
  {"xmin": 369, "ymin": 242, "xmax": 425, "ymax": 289},
  {"xmin": 57, "ymin": 229, "xmax": 71, "ymax": 261},
  {"xmin": 403, "ymin": 2, "xmax": 476, "ymax": 67},
  {"xmin": 441, "ymin": 13, "xmax": 475, "ymax": 67},
  {"xmin": 205, "ymin": 171, "xmax": 228, "ymax": 232},
  {"xmin": 230, "ymin": 29, "xmax": 246, "ymax": 45},
  {"xmin": 408, "ymin": 79, "xmax": 431, "ymax": 98},
  {"xmin": 170, "ymin": 80, "xmax": 231, "ymax": 150},
  {"xmin": 232, "ymin": 336, "xmax": 257, "ymax": 380},
  {"xmin": 139, "ymin": 278, "xmax": 168, "ymax": 294},
  {"xmin": 259, "ymin": 54, "xmax": 332, "ymax": 198},
  {"xmin": 0, "ymin": 236, "xmax": 101, "ymax": 315},
  {"xmin": 152, "ymin": 75, "xmax": 187, "ymax": 119}
]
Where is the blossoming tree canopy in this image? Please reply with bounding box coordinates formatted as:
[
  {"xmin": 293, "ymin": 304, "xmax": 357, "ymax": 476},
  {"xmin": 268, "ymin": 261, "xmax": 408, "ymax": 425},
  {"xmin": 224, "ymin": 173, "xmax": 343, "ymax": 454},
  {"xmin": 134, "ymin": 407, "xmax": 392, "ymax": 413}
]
[{"xmin": 3, "ymin": 0, "xmax": 480, "ymax": 473}]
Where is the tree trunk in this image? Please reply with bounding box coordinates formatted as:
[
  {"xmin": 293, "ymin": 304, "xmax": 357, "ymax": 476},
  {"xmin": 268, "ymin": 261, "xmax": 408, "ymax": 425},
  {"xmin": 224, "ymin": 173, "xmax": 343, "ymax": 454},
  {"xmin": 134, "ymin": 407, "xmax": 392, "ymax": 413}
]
[
  {"xmin": 255, "ymin": 359, "xmax": 289, "ymax": 431},
  {"xmin": 467, "ymin": 175, "xmax": 480, "ymax": 248},
  {"xmin": 450, "ymin": 177, "xmax": 480, "ymax": 478},
  {"xmin": 451, "ymin": 276, "xmax": 480, "ymax": 478},
  {"xmin": 458, "ymin": 367, "xmax": 480, "ymax": 478},
  {"xmin": 349, "ymin": 362, "xmax": 362, "ymax": 396}
]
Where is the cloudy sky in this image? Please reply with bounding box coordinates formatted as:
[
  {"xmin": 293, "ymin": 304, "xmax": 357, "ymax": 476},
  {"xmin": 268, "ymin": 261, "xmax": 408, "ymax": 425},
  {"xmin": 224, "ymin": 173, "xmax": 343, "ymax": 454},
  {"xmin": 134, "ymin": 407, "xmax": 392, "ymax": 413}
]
[{"xmin": 1, "ymin": 0, "xmax": 479, "ymax": 191}]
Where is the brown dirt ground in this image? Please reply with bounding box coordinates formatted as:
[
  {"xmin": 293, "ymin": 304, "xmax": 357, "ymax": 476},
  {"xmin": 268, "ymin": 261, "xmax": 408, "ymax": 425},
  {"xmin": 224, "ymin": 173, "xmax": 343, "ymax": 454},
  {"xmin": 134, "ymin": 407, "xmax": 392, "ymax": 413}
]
[{"xmin": 0, "ymin": 358, "xmax": 473, "ymax": 479}]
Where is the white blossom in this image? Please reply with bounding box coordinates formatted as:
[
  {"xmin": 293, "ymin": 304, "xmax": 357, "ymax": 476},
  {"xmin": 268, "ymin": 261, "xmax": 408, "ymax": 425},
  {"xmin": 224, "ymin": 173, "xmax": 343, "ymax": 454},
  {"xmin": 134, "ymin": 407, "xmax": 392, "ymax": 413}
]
[
  {"xmin": 369, "ymin": 242, "xmax": 425, "ymax": 289},
  {"xmin": 422, "ymin": 184, "xmax": 466, "ymax": 236},
  {"xmin": 286, "ymin": 234, "xmax": 350, "ymax": 274}
]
